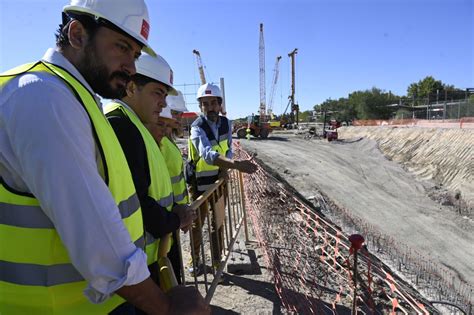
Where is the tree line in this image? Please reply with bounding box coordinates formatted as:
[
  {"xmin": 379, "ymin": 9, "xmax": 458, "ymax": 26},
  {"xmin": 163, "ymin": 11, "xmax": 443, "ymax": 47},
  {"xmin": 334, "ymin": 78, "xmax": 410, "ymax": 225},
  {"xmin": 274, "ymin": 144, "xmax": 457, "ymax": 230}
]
[{"xmin": 305, "ymin": 76, "xmax": 471, "ymax": 123}]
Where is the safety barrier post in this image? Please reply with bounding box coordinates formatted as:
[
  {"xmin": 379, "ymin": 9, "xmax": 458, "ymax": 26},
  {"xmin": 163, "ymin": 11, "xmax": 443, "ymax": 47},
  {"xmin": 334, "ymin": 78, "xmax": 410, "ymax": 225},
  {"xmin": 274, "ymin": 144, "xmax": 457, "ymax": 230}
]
[
  {"xmin": 349, "ymin": 235, "xmax": 365, "ymax": 314},
  {"xmin": 239, "ymin": 170, "xmax": 249, "ymax": 243}
]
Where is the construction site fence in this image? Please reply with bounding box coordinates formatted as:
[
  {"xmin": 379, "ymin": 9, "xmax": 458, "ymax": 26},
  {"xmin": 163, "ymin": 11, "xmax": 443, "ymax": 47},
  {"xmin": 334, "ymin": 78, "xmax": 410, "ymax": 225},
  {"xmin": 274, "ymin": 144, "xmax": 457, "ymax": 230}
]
[
  {"xmin": 234, "ymin": 142, "xmax": 472, "ymax": 314},
  {"xmin": 353, "ymin": 116, "xmax": 474, "ymax": 129},
  {"xmin": 176, "ymin": 167, "xmax": 248, "ymax": 304}
]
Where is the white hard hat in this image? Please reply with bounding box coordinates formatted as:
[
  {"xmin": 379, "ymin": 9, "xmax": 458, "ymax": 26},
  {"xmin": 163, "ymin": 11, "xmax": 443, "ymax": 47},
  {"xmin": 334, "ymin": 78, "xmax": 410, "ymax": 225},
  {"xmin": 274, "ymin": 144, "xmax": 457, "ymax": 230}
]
[
  {"xmin": 63, "ymin": 0, "xmax": 156, "ymax": 56},
  {"xmin": 159, "ymin": 105, "xmax": 174, "ymax": 120},
  {"xmin": 197, "ymin": 83, "xmax": 222, "ymax": 100},
  {"xmin": 166, "ymin": 90, "xmax": 188, "ymax": 112},
  {"xmin": 136, "ymin": 54, "xmax": 177, "ymax": 95}
]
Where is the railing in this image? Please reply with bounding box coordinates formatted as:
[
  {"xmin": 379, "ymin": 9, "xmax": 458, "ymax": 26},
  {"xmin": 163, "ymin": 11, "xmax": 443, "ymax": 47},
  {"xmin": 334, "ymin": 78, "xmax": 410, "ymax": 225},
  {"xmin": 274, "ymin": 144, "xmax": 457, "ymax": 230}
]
[{"xmin": 173, "ymin": 168, "xmax": 248, "ymax": 303}]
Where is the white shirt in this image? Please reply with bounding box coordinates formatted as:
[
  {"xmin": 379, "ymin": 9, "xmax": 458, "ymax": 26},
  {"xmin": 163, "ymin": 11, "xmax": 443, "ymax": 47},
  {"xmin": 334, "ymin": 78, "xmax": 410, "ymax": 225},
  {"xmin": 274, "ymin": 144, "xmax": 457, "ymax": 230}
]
[{"xmin": 0, "ymin": 48, "xmax": 149, "ymax": 303}]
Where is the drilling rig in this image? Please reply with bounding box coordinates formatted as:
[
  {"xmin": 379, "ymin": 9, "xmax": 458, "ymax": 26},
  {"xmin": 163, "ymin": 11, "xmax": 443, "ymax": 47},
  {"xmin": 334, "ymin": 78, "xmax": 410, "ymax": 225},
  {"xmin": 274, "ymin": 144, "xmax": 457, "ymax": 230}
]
[
  {"xmin": 282, "ymin": 48, "xmax": 299, "ymax": 128},
  {"xmin": 234, "ymin": 23, "xmax": 272, "ymax": 139}
]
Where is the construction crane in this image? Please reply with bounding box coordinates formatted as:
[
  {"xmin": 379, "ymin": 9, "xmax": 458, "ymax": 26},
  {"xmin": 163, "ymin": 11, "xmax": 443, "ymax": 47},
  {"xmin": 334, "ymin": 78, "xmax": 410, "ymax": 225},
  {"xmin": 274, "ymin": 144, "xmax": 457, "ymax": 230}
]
[
  {"xmin": 267, "ymin": 56, "xmax": 281, "ymax": 118},
  {"xmin": 259, "ymin": 23, "xmax": 266, "ymax": 121},
  {"xmin": 192, "ymin": 49, "xmax": 206, "ymax": 85},
  {"xmin": 233, "ymin": 23, "xmax": 272, "ymax": 139}
]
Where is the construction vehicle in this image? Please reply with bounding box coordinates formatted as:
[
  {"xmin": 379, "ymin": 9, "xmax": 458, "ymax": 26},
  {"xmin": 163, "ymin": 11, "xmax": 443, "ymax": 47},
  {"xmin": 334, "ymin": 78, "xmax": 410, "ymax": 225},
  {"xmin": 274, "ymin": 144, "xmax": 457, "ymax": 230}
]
[
  {"xmin": 233, "ymin": 23, "xmax": 272, "ymax": 139},
  {"xmin": 234, "ymin": 114, "xmax": 271, "ymax": 139},
  {"xmin": 322, "ymin": 110, "xmax": 341, "ymax": 141},
  {"xmin": 279, "ymin": 48, "xmax": 299, "ymax": 129}
]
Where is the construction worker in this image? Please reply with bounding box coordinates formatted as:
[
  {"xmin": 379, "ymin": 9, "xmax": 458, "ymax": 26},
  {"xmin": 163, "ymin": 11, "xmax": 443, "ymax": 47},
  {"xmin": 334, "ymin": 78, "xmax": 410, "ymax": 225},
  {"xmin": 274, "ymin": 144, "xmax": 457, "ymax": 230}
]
[
  {"xmin": 166, "ymin": 90, "xmax": 188, "ymax": 138},
  {"xmin": 153, "ymin": 104, "xmax": 190, "ymax": 283},
  {"xmin": 187, "ymin": 83, "xmax": 257, "ymax": 275},
  {"xmin": 0, "ymin": 1, "xmax": 208, "ymax": 314},
  {"xmin": 103, "ymin": 54, "xmax": 205, "ymax": 312},
  {"xmin": 156, "ymin": 105, "xmax": 189, "ymax": 206}
]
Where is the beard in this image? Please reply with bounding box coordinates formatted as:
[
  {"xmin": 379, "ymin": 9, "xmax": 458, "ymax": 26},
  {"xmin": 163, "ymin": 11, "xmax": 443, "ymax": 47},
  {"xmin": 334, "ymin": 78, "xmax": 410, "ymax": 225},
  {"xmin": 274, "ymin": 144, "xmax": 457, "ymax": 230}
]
[
  {"xmin": 77, "ymin": 41, "xmax": 130, "ymax": 99},
  {"xmin": 206, "ymin": 111, "xmax": 219, "ymax": 121}
]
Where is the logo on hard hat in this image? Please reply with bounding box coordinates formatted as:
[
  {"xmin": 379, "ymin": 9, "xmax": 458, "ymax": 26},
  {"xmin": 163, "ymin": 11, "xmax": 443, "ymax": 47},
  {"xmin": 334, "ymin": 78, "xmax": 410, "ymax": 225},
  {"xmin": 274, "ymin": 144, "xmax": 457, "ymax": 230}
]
[
  {"xmin": 140, "ymin": 19, "xmax": 149, "ymax": 40},
  {"xmin": 170, "ymin": 69, "xmax": 174, "ymax": 85},
  {"xmin": 205, "ymin": 90, "xmax": 212, "ymax": 95}
]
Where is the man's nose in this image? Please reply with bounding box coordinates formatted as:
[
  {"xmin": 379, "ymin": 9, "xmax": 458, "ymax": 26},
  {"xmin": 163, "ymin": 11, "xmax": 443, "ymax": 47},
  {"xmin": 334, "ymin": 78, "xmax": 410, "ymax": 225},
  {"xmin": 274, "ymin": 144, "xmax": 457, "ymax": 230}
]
[{"xmin": 122, "ymin": 57, "xmax": 136, "ymax": 76}]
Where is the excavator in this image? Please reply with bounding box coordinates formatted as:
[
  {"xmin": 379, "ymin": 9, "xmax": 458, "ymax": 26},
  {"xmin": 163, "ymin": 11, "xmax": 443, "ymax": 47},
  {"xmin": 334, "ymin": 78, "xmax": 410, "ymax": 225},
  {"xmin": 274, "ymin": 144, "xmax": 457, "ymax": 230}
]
[{"xmin": 234, "ymin": 113, "xmax": 271, "ymax": 139}]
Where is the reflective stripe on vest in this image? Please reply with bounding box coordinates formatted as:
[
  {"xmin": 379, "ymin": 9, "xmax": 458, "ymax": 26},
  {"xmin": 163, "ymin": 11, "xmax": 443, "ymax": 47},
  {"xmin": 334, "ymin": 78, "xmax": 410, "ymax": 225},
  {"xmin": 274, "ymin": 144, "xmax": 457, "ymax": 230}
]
[
  {"xmin": 189, "ymin": 116, "xmax": 230, "ymax": 193},
  {"xmin": 0, "ymin": 61, "xmax": 144, "ymax": 315},
  {"xmin": 160, "ymin": 136, "xmax": 189, "ymax": 205},
  {"xmin": 104, "ymin": 102, "xmax": 174, "ymax": 264}
]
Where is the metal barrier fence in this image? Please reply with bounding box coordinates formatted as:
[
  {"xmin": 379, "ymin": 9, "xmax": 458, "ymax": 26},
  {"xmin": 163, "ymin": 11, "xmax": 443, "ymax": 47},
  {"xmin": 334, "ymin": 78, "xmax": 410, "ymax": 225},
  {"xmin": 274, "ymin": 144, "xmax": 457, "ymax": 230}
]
[{"xmin": 177, "ymin": 168, "xmax": 248, "ymax": 303}]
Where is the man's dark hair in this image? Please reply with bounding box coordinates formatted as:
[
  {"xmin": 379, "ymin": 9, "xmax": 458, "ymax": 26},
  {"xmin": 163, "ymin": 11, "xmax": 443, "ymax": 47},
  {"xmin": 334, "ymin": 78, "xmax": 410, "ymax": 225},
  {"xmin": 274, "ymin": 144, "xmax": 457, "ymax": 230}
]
[
  {"xmin": 130, "ymin": 73, "xmax": 157, "ymax": 89},
  {"xmin": 55, "ymin": 12, "xmax": 100, "ymax": 49},
  {"xmin": 199, "ymin": 97, "xmax": 223, "ymax": 106}
]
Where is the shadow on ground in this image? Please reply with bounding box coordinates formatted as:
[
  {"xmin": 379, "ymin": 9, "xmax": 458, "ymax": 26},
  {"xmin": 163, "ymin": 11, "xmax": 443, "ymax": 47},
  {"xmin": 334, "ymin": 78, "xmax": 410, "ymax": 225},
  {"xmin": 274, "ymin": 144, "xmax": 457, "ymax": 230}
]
[{"xmin": 233, "ymin": 136, "xmax": 289, "ymax": 142}]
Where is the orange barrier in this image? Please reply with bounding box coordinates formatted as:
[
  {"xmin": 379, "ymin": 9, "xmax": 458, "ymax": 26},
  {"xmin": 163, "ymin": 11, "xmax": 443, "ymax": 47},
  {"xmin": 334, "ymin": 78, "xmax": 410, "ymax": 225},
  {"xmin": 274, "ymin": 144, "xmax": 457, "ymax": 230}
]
[{"xmin": 353, "ymin": 117, "xmax": 474, "ymax": 129}]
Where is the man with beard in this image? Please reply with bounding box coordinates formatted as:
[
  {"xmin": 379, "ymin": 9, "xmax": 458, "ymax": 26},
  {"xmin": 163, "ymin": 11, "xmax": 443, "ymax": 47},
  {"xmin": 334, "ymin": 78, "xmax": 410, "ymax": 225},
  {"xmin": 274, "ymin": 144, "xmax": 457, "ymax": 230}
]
[
  {"xmin": 187, "ymin": 83, "xmax": 257, "ymax": 276},
  {"xmin": 0, "ymin": 1, "xmax": 208, "ymax": 314}
]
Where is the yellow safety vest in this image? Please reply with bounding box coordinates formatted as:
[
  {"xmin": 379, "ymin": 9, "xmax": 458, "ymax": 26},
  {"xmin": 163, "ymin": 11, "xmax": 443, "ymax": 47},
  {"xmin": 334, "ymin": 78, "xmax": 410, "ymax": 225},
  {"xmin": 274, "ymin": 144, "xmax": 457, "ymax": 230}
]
[
  {"xmin": 160, "ymin": 136, "xmax": 189, "ymax": 205},
  {"xmin": 0, "ymin": 62, "xmax": 144, "ymax": 315},
  {"xmin": 104, "ymin": 102, "xmax": 174, "ymax": 265},
  {"xmin": 189, "ymin": 116, "xmax": 230, "ymax": 194}
]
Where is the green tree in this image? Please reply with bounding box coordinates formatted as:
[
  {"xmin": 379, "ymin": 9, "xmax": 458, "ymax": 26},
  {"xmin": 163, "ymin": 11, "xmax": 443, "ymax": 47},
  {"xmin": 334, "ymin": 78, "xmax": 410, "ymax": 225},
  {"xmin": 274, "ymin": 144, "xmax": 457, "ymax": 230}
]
[
  {"xmin": 348, "ymin": 87, "xmax": 397, "ymax": 119},
  {"xmin": 407, "ymin": 76, "xmax": 444, "ymax": 104}
]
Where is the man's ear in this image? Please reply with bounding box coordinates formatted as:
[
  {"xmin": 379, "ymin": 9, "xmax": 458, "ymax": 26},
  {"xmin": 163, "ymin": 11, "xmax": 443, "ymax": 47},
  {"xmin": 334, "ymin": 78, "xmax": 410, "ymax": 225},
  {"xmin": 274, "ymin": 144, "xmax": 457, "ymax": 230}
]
[
  {"xmin": 126, "ymin": 81, "xmax": 137, "ymax": 97},
  {"xmin": 67, "ymin": 20, "xmax": 89, "ymax": 49}
]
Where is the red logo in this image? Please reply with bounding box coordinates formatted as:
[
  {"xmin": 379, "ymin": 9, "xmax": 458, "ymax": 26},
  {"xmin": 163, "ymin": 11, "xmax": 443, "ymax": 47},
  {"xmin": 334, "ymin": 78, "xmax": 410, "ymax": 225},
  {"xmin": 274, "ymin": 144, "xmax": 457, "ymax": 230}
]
[
  {"xmin": 205, "ymin": 90, "xmax": 212, "ymax": 94},
  {"xmin": 140, "ymin": 19, "xmax": 149, "ymax": 40},
  {"xmin": 169, "ymin": 69, "xmax": 174, "ymax": 85}
]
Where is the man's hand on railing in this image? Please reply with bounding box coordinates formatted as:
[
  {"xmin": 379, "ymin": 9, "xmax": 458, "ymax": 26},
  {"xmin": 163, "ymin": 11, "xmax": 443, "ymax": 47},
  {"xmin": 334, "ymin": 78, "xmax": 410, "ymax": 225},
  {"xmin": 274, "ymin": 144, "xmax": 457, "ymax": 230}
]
[
  {"xmin": 172, "ymin": 204, "xmax": 197, "ymax": 232},
  {"xmin": 218, "ymin": 169, "xmax": 229, "ymax": 181},
  {"xmin": 234, "ymin": 159, "xmax": 258, "ymax": 174},
  {"xmin": 167, "ymin": 285, "xmax": 211, "ymax": 315}
]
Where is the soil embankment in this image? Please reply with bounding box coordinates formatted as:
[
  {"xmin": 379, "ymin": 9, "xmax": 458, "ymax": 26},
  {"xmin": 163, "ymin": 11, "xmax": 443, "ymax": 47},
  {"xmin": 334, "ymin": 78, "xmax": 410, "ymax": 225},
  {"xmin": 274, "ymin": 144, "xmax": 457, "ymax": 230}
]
[
  {"xmin": 240, "ymin": 127, "xmax": 474, "ymax": 288},
  {"xmin": 339, "ymin": 126, "xmax": 474, "ymax": 213}
]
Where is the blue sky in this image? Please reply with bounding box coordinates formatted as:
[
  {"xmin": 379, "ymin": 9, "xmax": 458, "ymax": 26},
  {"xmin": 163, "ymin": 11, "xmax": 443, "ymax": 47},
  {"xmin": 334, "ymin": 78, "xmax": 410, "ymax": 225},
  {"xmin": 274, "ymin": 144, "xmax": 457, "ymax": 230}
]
[{"xmin": 1, "ymin": 0, "xmax": 472, "ymax": 119}]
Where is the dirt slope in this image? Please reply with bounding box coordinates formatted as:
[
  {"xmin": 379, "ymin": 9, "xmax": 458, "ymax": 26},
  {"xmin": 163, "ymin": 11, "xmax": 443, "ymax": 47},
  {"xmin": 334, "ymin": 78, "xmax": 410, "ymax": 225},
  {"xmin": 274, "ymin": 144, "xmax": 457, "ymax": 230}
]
[
  {"xmin": 339, "ymin": 126, "xmax": 474, "ymax": 211},
  {"xmin": 240, "ymin": 130, "xmax": 474, "ymax": 287}
]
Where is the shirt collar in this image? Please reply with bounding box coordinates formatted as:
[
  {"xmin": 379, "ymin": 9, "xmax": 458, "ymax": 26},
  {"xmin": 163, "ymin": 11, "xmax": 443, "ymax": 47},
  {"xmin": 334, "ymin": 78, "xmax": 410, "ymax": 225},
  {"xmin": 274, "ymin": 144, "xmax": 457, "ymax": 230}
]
[{"xmin": 41, "ymin": 48, "xmax": 100, "ymax": 103}]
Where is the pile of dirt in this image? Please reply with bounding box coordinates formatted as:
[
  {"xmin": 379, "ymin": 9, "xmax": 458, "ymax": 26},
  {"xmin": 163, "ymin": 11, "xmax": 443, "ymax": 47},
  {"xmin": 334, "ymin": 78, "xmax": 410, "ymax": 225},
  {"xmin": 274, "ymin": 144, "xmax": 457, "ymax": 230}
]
[{"xmin": 339, "ymin": 126, "xmax": 474, "ymax": 214}]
